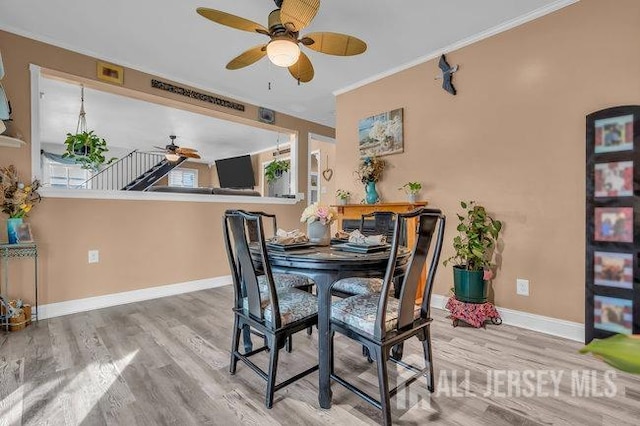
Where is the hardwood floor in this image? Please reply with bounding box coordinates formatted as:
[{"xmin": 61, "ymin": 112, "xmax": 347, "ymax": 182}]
[{"xmin": 1, "ymin": 285, "xmax": 639, "ymax": 425}]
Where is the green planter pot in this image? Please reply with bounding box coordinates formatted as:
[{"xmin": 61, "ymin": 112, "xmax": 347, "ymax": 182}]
[{"xmin": 453, "ymin": 266, "xmax": 487, "ymax": 303}]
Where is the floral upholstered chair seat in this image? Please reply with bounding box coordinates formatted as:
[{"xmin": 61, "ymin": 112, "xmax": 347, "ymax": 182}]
[
  {"xmin": 257, "ymin": 273, "xmax": 313, "ymax": 293},
  {"xmin": 331, "ymin": 293, "xmax": 421, "ymax": 336},
  {"xmin": 242, "ymin": 288, "xmax": 318, "ymax": 326},
  {"xmin": 331, "ymin": 277, "xmax": 394, "ymax": 296}
]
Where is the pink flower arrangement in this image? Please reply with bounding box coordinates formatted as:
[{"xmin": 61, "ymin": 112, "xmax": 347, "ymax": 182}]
[{"xmin": 300, "ymin": 203, "xmax": 337, "ymax": 225}]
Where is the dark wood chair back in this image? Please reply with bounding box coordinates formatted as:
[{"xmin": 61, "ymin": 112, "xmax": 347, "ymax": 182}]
[
  {"xmin": 246, "ymin": 211, "xmax": 278, "ymax": 243},
  {"xmin": 223, "ymin": 210, "xmax": 282, "ymax": 330},
  {"xmin": 375, "ymin": 208, "xmax": 446, "ymax": 339},
  {"xmin": 360, "ymin": 211, "xmax": 396, "ymax": 236}
]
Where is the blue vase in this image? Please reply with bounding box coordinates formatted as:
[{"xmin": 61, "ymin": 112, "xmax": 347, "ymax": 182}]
[
  {"xmin": 365, "ymin": 181, "xmax": 379, "ymax": 204},
  {"xmin": 7, "ymin": 217, "xmax": 23, "ymax": 244}
]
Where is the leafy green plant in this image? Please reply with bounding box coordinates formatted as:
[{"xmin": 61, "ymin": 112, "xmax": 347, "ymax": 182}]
[
  {"xmin": 264, "ymin": 159, "xmax": 290, "ymax": 184},
  {"xmin": 335, "ymin": 189, "xmax": 351, "ymax": 200},
  {"xmin": 399, "ymin": 182, "xmax": 422, "ymax": 194},
  {"xmin": 62, "ymin": 131, "xmax": 116, "ymax": 171},
  {"xmin": 443, "ymin": 200, "xmax": 502, "ymax": 271}
]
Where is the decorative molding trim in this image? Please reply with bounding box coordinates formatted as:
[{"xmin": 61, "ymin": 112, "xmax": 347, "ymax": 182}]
[
  {"xmin": 151, "ymin": 79, "xmax": 245, "ymax": 112},
  {"xmin": 38, "ymin": 276, "xmax": 232, "ymax": 320},
  {"xmin": 333, "ymin": 0, "xmax": 579, "ymax": 96},
  {"xmin": 431, "ymin": 294, "xmax": 585, "ymax": 342},
  {"xmin": 40, "ymin": 187, "xmax": 301, "ymax": 204}
]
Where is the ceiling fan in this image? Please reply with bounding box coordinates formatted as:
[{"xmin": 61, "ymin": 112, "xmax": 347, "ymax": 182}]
[
  {"xmin": 152, "ymin": 135, "xmax": 201, "ymax": 162},
  {"xmin": 196, "ymin": 0, "xmax": 367, "ymax": 83}
]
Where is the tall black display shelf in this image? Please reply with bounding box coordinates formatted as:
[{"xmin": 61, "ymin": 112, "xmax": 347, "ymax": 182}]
[{"xmin": 585, "ymin": 105, "xmax": 640, "ymax": 343}]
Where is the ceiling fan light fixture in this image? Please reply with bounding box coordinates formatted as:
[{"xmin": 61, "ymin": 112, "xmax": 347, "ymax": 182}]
[
  {"xmin": 165, "ymin": 153, "xmax": 181, "ymax": 162},
  {"xmin": 266, "ymin": 38, "xmax": 300, "ymax": 67}
]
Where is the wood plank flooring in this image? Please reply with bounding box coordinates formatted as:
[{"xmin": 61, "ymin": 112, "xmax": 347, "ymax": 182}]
[{"xmin": 1, "ymin": 285, "xmax": 639, "ymax": 425}]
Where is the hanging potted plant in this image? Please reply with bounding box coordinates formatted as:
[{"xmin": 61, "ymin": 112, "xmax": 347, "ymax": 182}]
[
  {"xmin": 265, "ymin": 159, "xmax": 290, "ymax": 184},
  {"xmin": 62, "ymin": 85, "xmax": 115, "ymax": 171},
  {"xmin": 443, "ymin": 200, "xmax": 502, "ymax": 303},
  {"xmin": 398, "ymin": 181, "xmax": 422, "ymax": 203}
]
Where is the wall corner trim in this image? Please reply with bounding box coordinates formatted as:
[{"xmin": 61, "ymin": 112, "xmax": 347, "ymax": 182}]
[
  {"xmin": 431, "ymin": 294, "xmax": 585, "ymax": 342},
  {"xmin": 333, "ymin": 0, "xmax": 579, "ymax": 96},
  {"xmin": 37, "ymin": 276, "xmax": 232, "ymax": 320}
]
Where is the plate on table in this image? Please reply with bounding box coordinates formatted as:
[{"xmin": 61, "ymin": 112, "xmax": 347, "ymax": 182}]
[
  {"xmin": 332, "ymin": 243, "xmax": 389, "ymax": 253},
  {"xmin": 266, "ymin": 241, "xmax": 314, "ymax": 251}
]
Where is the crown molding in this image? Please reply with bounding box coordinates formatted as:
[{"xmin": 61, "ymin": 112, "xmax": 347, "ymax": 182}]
[{"xmin": 333, "ymin": 0, "xmax": 579, "ymax": 96}]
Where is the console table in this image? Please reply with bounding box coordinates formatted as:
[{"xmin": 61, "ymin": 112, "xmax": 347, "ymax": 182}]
[
  {"xmin": 331, "ymin": 202, "xmax": 428, "ymax": 301},
  {"xmin": 0, "ymin": 243, "xmax": 39, "ymax": 331}
]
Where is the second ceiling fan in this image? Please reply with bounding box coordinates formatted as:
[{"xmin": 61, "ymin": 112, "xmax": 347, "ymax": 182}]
[{"xmin": 196, "ymin": 0, "xmax": 367, "ymax": 83}]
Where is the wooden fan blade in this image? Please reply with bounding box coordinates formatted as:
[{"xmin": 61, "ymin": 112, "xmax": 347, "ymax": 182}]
[
  {"xmin": 301, "ymin": 32, "xmax": 367, "ymax": 56},
  {"xmin": 180, "ymin": 151, "xmax": 201, "ymax": 159},
  {"xmin": 176, "ymin": 147, "xmax": 198, "ymax": 153},
  {"xmin": 226, "ymin": 45, "xmax": 268, "ymax": 70},
  {"xmin": 280, "ymin": 0, "xmax": 320, "ymax": 32},
  {"xmin": 196, "ymin": 8, "xmax": 268, "ymax": 34},
  {"xmin": 288, "ymin": 51, "xmax": 314, "ymax": 83}
]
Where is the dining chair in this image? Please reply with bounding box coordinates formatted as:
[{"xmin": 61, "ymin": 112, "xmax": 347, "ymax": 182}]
[
  {"xmin": 332, "ymin": 211, "xmax": 400, "ymax": 298},
  {"xmin": 329, "ymin": 208, "xmax": 446, "ymax": 425},
  {"xmin": 223, "ymin": 210, "xmax": 319, "ymax": 408}
]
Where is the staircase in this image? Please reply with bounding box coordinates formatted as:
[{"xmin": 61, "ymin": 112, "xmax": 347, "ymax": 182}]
[{"xmin": 79, "ymin": 150, "xmax": 187, "ymax": 191}]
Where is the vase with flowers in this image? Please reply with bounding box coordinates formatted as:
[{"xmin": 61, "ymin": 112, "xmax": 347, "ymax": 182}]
[
  {"xmin": 356, "ymin": 156, "xmax": 385, "ymax": 204},
  {"xmin": 0, "ymin": 165, "xmax": 41, "ymax": 244},
  {"xmin": 300, "ymin": 202, "xmax": 337, "ymax": 245}
]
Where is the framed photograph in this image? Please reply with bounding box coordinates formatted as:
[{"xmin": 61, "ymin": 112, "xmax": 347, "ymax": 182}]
[
  {"xmin": 594, "ymin": 114, "xmax": 634, "ymax": 153},
  {"xmin": 358, "ymin": 108, "xmax": 403, "ymax": 158},
  {"xmin": 258, "ymin": 107, "xmax": 275, "ymax": 124},
  {"xmin": 594, "ymin": 161, "xmax": 633, "ymax": 197},
  {"xmin": 594, "ymin": 251, "xmax": 633, "ymax": 289},
  {"xmin": 594, "ymin": 207, "xmax": 633, "ymax": 242},
  {"xmin": 16, "ymin": 223, "xmax": 34, "ymax": 243},
  {"xmin": 594, "ymin": 295, "xmax": 633, "ymax": 334},
  {"xmin": 97, "ymin": 61, "xmax": 124, "ymax": 85}
]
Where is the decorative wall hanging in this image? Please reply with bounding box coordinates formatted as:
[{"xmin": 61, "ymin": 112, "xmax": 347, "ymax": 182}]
[
  {"xmin": 585, "ymin": 105, "xmax": 640, "ymax": 343},
  {"xmin": 259, "ymin": 107, "xmax": 275, "ymax": 124},
  {"xmin": 322, "ymin": 155, "xmax": 333, "ymax": 181},
  {"xmin": 96, "ymin": 61, "xmax": 124, "ymax": 85},
  {"xmin": 151, "ymin": 79, "xmax": 245, "ymax": 112},
  {"xmin": 358, "ymin": 108, "xmax": 403, "ymax": 158},
  {"xmin": 435, "ymin": 54, "xmax": 459, "ymax": 96}
]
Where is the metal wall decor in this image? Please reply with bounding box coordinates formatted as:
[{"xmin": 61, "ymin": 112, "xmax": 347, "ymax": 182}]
[
  {"xmin": 151, "ymin": 79, "xmax": 245, "ymax": 112},
  {"xmin": 585, "ymin": 105, "xmax": 640, "ymax": 343}
]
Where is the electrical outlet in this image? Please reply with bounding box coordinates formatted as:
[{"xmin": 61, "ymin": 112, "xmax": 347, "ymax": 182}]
[
  {"xmin": 516, "ymin": 278, "xmax": 529, "ymax": 296},
  {"xmin": 88, "ymin": 250, "xmax": 99, "ymax": 264}
]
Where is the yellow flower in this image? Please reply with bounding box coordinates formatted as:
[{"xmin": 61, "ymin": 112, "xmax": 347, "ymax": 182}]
[
  {"xmin": 22, "ymin": 204, "xmax": 32, "ymax": 213},
  {"xmin": 24, "ymin": 186, "xmax": 31, "ymax": 193}
]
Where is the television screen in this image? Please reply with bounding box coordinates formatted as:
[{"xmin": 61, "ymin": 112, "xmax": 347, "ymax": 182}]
[{"xmin": 215, "ymin": 154, "xmax": 256, "ymax": 189}]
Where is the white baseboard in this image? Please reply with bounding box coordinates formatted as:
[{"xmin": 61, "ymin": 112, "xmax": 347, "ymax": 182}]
[
  {"xmin": 38, "ymin": 276, "xmax": 232, "ymax": 320},
  {"xmin": 431, "ymin": 294, "xmax": 585, "ymax": 342}
]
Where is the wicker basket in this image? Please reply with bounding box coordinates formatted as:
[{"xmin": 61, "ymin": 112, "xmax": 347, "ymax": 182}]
[
  {"xmin": 9, "ymin": 312, "xmax": 27, "ymax": 332},
  {"xmin": 23, "ymin": 305, "xmax": 32, "ymax": 326}
]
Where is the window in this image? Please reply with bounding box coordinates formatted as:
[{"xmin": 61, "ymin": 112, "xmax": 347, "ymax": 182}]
[
  {"xmin": 43, "ymin": 159, "xmax": 92, "ymax": 189},
  {"xmin": 168, "ymin": 168, "xmax": 198, "ymax": 188}
]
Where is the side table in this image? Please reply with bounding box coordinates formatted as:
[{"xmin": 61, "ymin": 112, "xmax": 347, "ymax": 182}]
[
  {"xmin": 0, "ymin": 243, "xmax": 39, "ymax": 331},
  {"xmin": 445, "ymin": 296, "xmax": 502, "ymax": 328}
]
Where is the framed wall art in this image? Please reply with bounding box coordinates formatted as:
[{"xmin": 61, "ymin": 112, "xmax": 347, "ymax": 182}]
[
  {"xmin": 358, "ymin": 108, "xmax": 403, "ymax": 158},
  {"xmin": 585, "ymin": 105, "xmax": 640, "ymax": 343},
  {"xmin": 97, "ymin": 61, "xmax": 124, "ymax": 85}
]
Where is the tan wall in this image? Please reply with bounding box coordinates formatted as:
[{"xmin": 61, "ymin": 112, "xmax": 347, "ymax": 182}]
[
  {"xmin": 335, "ymin": 0, "xmax": 640, "ymax": 323},
  {"xmin": 0, "ymin": 30, "xmax": 334, "ymax": 305}
]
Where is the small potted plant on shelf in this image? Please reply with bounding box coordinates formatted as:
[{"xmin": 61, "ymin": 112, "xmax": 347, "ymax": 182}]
[
  {"xmin": 335, "ymin": 189, "xmax": 351, "ymax": 205},
  {"xmin": 0, "ymin": 165, "xmax": 41, "ymax": 244},
  {"xmin": 62, "ymin": 130, "xmax": 116, "ymax": 171},
  {"xmin": 443, "ymin": 200, "xmax": 502, "ymax": 303},
  {"xmin": 399, "ymin": 182, "xmax": 422, "ymax": 203},
  {"xmin": 265, "ymin": 159, "xmax": 290, "ymax": 184}
]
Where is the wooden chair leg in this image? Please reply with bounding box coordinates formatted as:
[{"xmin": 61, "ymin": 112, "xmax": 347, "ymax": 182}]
[
  {"xmin": 375, "ymin": 346, "xmax": 393, "ymax": 426},
  {"xmin": 421, "ymin": 327, "xmax": 435, "ymax": 393},
  {"xmin": 241, "ymin": 323, "xmax": 253, "ymax": 353},
  {"xmin": 230, "ymin": 316, "xmax": 241, "ymax": 375},
  {"xmin": 286, "ymin": 335, "xmax": 293, "ymax": 353},
  {"xmin": 265, "ymin": 337, "xmax": 281, "ymax": 409}
]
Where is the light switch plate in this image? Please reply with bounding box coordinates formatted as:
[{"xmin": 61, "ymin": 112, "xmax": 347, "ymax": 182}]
[
  {"xmin": 516, "ymin": 278, "xmax": 529, "ymax": 296},
  {"xmin": 88, "ymin": 250, "xmax": 99, "ymax": 264}
]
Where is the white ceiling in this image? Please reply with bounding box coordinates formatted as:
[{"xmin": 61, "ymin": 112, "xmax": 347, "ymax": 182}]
[
  {"xmin": 40, "ymin": 77, "xmax": 292, "ymax": 162},
  {"xmin": 1, "ymin": 0, "xmax": 566, "ymax": 126}
]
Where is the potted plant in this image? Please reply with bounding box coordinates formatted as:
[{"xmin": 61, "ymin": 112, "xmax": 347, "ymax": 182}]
[
  {"xmin": 443, "ymin": 200, "xmax": 502, "ymax": 303},
  {"xmin": 62, "ymin": 130, "xmax": 116, "ymax": 171},
  {"xmin": 335, "ymin": 189, "xmax": 351, "ymax": 205},
  {"xmin": 0, "ymin": 165, "xmax": 41, "ymax": 244},
  {"xmin": 264, "ymin": 159, "xmax": 290, "ymax": 184},
  {"xmin": 399, "ymin": 182, "xmax": 422, "ymax": 203}
]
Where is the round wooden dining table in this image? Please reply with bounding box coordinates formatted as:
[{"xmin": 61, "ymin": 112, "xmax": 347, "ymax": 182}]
[{"xmin": 253, "ymin": 244, "xmax": 410, "ymax": 409}]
